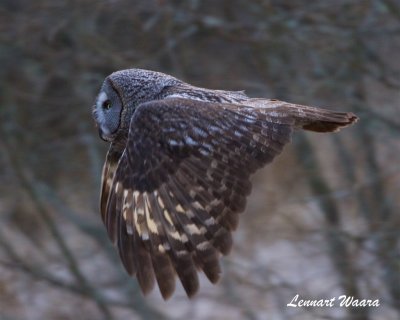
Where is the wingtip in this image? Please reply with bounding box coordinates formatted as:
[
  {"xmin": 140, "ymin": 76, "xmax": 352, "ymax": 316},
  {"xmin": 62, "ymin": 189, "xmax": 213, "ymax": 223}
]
[{"xmin": 160, "ymin": 286, "xmax": 175, "ymax": 301}]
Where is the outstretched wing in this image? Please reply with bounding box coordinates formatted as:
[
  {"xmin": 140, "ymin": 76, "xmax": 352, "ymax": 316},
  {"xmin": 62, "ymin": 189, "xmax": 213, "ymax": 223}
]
[{"xmin": 101, "ymin": 97, "xmax": 356, "ymax": 299}]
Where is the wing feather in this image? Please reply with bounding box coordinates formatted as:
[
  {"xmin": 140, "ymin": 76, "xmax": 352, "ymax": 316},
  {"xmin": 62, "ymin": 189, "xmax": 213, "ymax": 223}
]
[
  {"xmin": 157, "ymin": 183, "xmax": 199, "ymax": 297},
  {"xmin": 100, "ymin": 144, "xmax": 123, "ymax": 222}
]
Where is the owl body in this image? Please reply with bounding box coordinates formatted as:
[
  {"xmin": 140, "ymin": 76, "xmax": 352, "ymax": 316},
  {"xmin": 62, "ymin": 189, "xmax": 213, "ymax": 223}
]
[{"xmin": 92, "ymin": 68, "xmax": 357, "ymax": 299}]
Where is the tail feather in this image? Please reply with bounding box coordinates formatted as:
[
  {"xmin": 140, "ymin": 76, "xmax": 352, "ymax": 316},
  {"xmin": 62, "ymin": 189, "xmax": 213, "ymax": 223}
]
[
  {"xmin": 285, "ymin": 106, "xmax": 358, "ymax": 132},
  {"xmin": 248, "ymin": 99, "xmax": 358, "ymax": 133}
]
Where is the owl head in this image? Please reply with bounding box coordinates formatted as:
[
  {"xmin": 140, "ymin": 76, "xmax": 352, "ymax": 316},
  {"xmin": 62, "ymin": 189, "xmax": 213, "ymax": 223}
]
[{"xmin": 93, "ymin": 69, "xmax": 182, "ymax": 141}]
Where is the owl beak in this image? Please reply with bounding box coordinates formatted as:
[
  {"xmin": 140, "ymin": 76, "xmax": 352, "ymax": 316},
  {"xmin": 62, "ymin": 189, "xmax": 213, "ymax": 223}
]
[{"xmin": 98, "ymin": 128, "xmax": 108, "ymax": 142}]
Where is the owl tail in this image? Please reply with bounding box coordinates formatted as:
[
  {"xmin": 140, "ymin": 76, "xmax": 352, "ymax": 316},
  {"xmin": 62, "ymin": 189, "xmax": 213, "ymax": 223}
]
[
  {"xmin": 249, "ymin": 99, "xmax": 358, "ymax": 133},
  {"xmin": 286, "ymin": 105, "xmax": 358, "ymax": 132}
]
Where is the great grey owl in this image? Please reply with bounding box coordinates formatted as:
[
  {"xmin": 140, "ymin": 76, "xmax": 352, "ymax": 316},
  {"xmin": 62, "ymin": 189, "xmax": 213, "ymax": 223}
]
[{"xmin": 92, "ymin": 68, "xmax": 357, "ymax": 299}]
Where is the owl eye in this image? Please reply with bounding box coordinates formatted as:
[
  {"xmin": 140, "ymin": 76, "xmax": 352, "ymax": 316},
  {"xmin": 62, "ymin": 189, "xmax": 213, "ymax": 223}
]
[{"xmin": 102, "ymin": 100, "xmax": 112, "ymax": 110}]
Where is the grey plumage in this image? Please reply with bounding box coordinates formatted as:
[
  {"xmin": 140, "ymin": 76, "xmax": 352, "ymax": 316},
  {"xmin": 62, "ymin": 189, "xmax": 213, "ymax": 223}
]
[{"xmin": 92, "ymin": 68, "xmax": 358, "ymax": 299}]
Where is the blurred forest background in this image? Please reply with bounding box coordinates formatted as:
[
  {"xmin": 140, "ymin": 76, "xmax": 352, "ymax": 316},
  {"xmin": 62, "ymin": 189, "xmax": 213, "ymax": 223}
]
[{"xmin": 0, "ymin": 0, "xmax": 399, "ymax": 319}]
